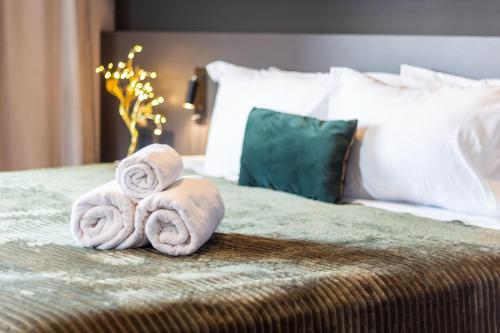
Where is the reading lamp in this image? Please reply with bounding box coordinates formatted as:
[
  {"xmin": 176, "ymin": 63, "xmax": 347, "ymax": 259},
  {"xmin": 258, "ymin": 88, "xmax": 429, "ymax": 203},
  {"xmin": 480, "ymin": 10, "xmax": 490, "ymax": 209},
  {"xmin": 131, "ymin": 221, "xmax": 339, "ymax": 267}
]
[{"xmin": 183, "ymin": 67, "xmax": 207, "ymax": 124}]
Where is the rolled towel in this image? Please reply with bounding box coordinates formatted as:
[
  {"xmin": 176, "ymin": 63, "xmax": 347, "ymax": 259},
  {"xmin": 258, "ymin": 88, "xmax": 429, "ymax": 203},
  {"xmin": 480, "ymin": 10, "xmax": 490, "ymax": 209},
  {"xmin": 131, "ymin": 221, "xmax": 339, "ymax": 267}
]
[
  {"xmin": 116, "ymin": 144, "xmax": 184, "ymax": 203},
  {"xmin": 136, "ymin": 177, "xmax": 225, "ymax": 256},
  {"xmin": 71, "ymin": 181, "xmax": 138, "ymax": 250}
]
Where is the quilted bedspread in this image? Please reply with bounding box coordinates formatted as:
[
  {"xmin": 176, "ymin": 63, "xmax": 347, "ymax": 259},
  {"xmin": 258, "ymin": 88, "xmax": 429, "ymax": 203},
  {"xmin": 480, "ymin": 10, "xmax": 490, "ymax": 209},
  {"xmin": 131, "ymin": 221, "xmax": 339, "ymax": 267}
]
[{"xmin": 0, "ymin": 164, "xmax": 499, "ymax": 332}]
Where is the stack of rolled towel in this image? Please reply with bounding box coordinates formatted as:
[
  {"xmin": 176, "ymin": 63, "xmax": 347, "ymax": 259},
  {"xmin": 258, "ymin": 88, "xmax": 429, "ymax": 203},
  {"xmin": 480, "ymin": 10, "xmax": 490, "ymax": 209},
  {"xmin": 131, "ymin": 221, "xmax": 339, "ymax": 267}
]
[{"xmin": 70, "ymin": 144, "xmax": 225, "ymax": 256}]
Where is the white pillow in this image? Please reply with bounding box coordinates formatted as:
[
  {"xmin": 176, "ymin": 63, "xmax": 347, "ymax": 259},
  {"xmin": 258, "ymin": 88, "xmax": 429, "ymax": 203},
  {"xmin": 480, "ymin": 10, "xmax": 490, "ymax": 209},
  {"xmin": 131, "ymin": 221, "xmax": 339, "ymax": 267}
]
[
  {"xmin": 400, "ymin": 64, "xmax": 500, "ymax": 88},
  {"xmin": 204, "ymin": 61, "xmax": 330, "ymax": 181},
  {"xmin": 329, "ymin": 67, "xmax": 500, "ymax": 218}
]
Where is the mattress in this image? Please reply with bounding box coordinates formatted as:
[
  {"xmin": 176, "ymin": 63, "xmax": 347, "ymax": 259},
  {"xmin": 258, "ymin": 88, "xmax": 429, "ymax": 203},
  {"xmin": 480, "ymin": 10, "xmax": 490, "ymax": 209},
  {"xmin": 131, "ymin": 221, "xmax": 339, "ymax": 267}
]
[{"xmin": 1, "ymin": 164, "xmax": 499, "ymax": 333}]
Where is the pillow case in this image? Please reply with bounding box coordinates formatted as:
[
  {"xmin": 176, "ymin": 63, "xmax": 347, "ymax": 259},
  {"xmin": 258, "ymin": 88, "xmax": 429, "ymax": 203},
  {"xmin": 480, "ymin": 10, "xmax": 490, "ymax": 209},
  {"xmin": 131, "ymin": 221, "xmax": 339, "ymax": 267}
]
[
  {"xmin": 239, "ymin": 108, "xmax": 357, "ymax": 203},
  {"xmin": 204, "ymin": 61, "xmax": 331, "ymax": 181},
  {"xmin": 400, "ymin": 64, "xmax": 500, "ymax": 88},
  {"xmin": 328, "ymin": 67, "xmax": 500, "ymax": 218}
]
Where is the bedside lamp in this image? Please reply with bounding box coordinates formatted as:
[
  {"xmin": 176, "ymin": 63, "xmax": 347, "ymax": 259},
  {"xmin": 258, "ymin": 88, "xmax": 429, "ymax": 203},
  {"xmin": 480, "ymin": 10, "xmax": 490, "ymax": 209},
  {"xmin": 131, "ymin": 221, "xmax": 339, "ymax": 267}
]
[{"xmin": 183, "ymin": 67, "xmax": 207, "ymax": 124}]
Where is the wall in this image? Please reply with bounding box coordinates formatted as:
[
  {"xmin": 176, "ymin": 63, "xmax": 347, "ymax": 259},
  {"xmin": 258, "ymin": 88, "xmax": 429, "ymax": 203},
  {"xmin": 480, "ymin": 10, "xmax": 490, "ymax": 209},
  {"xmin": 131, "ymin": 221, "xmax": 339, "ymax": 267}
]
[{"xmin": 116, "ymin": 0, "xmax": 500, "ymax": 35}]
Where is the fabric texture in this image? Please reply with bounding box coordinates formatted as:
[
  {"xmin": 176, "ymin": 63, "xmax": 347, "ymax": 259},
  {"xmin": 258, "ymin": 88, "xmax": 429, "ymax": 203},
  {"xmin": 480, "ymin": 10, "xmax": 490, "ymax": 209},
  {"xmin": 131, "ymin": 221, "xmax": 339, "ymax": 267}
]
[
  {"xmin": 70, "ymin": 180, "xmax": 137, "ymax": 250},
  {"xmin": 137, "ymin": 177, "xmax": 225, "ymax": 256},
  {"xmin": 1, "ymin": 164, "xmax": 500, "ymax": 332},
  {"xmin": 0, "ymin": 0, "xmax": 114, "ymax": 171},
  {"xmin": 0, "ymin": 165, "xmax": 500, "ymax": 333},
  {"xmin": 329, "ymin": 67, "xmax": 500, "ymax": 219},
  {"xmin": 239, "ymin": 108, "xmax": 357, "ymax": 203},
  {"xmin": 116, "ymin": 144, "xmax": 184, "ymax": 203}
]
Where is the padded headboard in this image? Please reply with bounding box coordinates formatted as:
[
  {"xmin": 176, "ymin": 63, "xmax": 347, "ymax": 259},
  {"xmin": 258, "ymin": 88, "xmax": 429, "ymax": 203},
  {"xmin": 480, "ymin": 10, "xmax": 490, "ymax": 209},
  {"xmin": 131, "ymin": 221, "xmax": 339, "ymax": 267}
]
[{"xmin": 101, "ymin": 32, "xmax": 500, "ymax": 160}]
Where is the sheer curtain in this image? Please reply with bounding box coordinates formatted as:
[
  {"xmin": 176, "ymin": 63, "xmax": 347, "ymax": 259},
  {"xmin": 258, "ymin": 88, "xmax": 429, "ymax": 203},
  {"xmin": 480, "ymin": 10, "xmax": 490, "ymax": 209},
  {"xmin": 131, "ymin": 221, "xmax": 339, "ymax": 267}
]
[{"xmin": 0, "ymin": 0, "xmax": 114, "ymax": 170}]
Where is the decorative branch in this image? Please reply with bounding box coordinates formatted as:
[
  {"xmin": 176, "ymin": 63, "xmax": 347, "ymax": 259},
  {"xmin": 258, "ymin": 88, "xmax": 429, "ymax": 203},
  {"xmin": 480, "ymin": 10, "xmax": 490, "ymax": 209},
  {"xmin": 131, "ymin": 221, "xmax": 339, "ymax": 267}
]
[{"xmin": 96, "ymin": 45, "xmax": 166, "ymax": 156}]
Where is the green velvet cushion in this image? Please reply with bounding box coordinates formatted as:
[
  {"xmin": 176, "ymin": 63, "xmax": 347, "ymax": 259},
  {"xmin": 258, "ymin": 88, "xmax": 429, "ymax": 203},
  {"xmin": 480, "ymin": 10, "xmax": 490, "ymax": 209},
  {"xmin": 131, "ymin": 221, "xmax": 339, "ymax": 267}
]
[{"xmin": 238, "ymin": 108, "xmax": 357, "ymax": 203}]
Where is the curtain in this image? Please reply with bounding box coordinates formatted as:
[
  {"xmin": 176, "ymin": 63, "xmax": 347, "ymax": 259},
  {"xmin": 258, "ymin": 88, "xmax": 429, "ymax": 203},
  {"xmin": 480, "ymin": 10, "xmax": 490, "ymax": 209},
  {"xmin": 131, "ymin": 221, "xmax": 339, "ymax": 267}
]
[{"xmin": 0, "ymin": 0, "xmax": 114, "ymax": 171}]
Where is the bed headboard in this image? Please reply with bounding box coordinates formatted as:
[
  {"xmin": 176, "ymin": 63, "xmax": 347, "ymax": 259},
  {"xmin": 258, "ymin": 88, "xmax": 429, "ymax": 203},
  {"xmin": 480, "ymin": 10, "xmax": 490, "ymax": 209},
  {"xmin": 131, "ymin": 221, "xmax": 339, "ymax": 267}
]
[{"xmin": 101, "ymin": 32, "xmax": 500, "ymax": 160}]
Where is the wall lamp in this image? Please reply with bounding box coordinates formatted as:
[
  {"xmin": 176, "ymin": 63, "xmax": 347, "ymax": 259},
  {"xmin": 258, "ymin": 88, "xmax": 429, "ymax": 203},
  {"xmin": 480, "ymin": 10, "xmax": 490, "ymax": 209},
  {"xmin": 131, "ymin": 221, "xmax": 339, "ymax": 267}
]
[{"xmin": 183, "ymin": 67, "xmax": 207, "ymax": 124}]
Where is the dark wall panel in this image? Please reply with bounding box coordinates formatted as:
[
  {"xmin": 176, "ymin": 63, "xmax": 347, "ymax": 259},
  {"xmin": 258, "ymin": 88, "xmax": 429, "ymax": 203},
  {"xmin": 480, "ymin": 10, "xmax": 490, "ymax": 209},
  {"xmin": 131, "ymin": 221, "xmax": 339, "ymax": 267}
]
[{"xmin": 116, "ymin": 0, "xmax": 500, "ymax": 35}]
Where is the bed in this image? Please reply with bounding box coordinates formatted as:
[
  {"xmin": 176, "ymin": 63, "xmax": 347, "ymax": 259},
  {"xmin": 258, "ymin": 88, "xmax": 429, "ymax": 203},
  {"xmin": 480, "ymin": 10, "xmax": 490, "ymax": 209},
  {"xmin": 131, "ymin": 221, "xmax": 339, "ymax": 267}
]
[
  {"xmin": 3, "ymin": 32, "xmax": 500, "ymax": 332},
  {"xmin": 1, "ymin": 163, "xmax": 499, "ymax": 332}
]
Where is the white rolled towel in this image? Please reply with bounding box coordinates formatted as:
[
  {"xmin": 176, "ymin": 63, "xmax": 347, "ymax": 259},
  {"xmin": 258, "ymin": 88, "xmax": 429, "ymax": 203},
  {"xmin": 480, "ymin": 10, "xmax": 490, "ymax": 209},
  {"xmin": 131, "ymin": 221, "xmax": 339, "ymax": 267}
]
[
  {"xmin": 136, "ymin": 177, "xmax": 225, "ymax": 256},
  {"xmin": 116, "ymin": 144, "xmax": 184, "ymax": 203},
  {"xmin": 71, "ymin": 181, "xmax": 140, "ymax": 250}
]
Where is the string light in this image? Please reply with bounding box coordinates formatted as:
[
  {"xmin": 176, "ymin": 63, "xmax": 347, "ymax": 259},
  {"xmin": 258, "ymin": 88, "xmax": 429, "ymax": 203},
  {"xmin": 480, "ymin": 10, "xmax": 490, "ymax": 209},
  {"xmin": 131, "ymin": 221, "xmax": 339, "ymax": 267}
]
[{"xmin": 96, "ymin": 45, "xmax": 166, "ymax": 155}]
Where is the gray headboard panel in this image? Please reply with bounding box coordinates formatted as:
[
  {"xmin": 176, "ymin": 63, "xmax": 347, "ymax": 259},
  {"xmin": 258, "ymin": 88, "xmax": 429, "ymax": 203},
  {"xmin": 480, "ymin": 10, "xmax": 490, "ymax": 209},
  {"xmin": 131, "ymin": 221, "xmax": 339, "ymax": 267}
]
[{"xmin": 101, "ymin": 32, "xmax": 500, "ymax": 160}]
